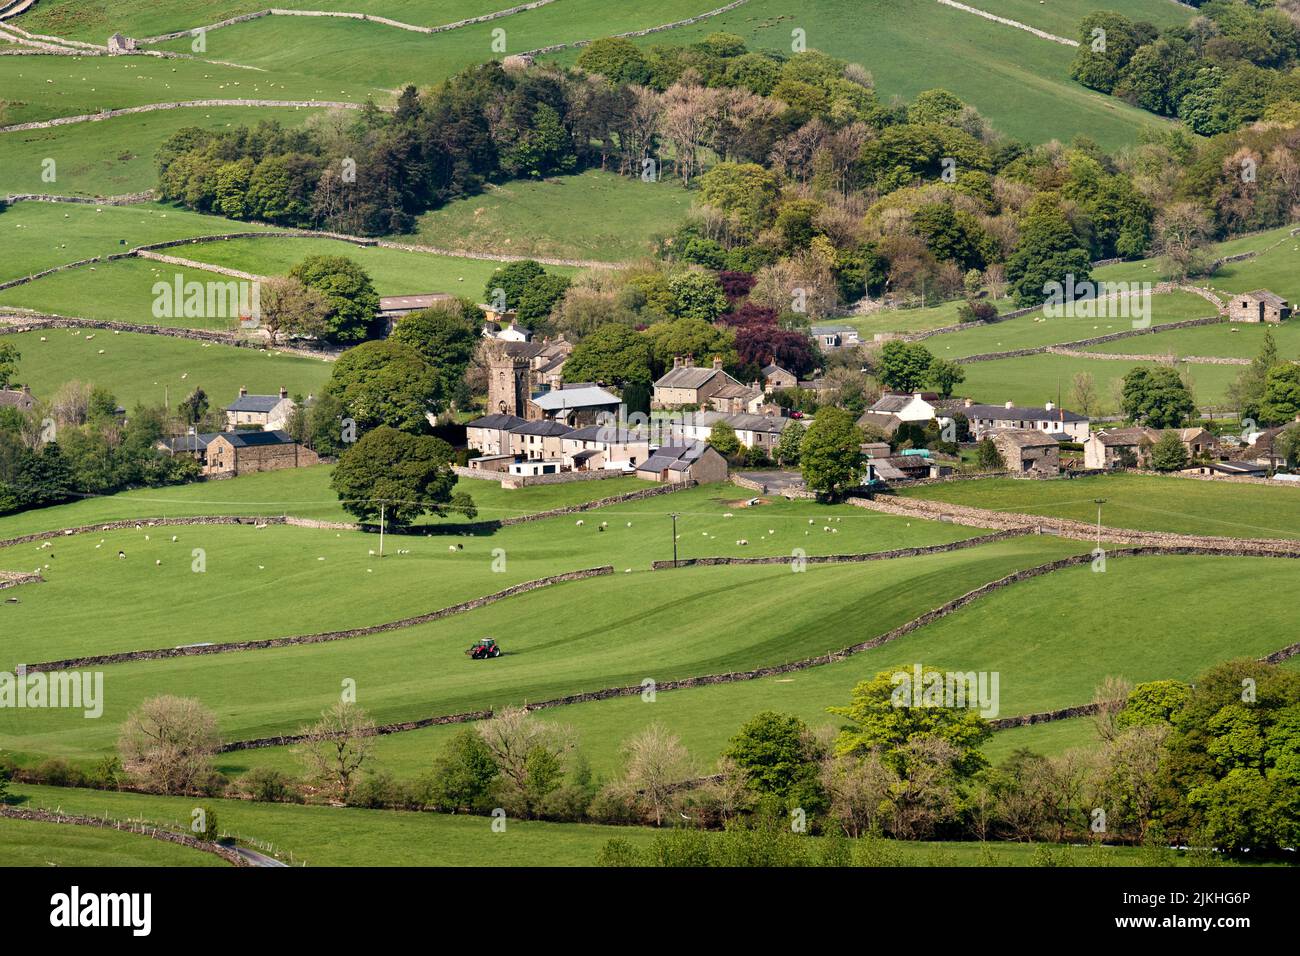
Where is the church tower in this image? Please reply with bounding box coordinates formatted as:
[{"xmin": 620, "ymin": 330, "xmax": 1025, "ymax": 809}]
[{"xmin": 484, "ymin": 341, "xmax": 529, "ymax": 417}]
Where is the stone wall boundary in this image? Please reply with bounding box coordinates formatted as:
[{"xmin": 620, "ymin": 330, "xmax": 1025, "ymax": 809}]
[
  {"xmin": 0, "ymin": 806, "xmax": 249, "ymax": 866},
  {"xmin": 648, "ymin": 528, "xmax": 1029, "ymax": 568},
  {"xmin": 219, "ymin": 544, "xmax": 1300, "ymax": 751}
]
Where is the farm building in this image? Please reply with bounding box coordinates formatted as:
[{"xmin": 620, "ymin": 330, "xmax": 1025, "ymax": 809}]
[
  {"xmin": 856, "ymin": 410, "xmax": 903, "ymax": 437},
  {"xmin": 808, "ymin": 324, "xmax": 860, "ymax": 349},
  {"xmin": 527, "ymin": 383, "xmax": 621, "ymax": 426},
  {"xmin": 993, "ymin": 429, "xmax": 1061, "ymax": 478},
  {"xmin": 225, "ymin": 387, "xmax": 296, "ymax": 432},
  {"xmin": 1228, "ymin": 290, "xmax": 1291, "ymax": 324},
  {"xmin": 160, "ymin": 430, "xmax": 318, "ymax": 477},
  {"xmin": 707, "ymin": 381, "xmax": 764, "ymax": 415},
  {"xmin": 868, "ymin": 392, "xmax": 943, "ymax": 423},
  {"xmin": 378, "ymin": 293, "xmax": 455, "ymax": 333},
  {"xmin": 0, "ymin": 385, "xmax": 36, "ymax": 413},
  {"xmin": 635, "ymin": 442, "xmax": 729, "ymax": 484},
  {"xmin": 1084, "ymin": 427, "xmax": 1219, "ymax": 471},
  {"xmin": 106, "ymin": 33, "xmax": 136, "ymax": 53}
]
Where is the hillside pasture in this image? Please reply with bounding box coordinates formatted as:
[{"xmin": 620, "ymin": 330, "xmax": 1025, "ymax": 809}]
[
  {"xmin": 0, "ymin": 536, "xmax": 1081, "ymax": 762},
  {"xmin": 898, "ymin": 473, "xmax": 1300, "ymax": 541},
  {"xmin": 0, "ymin": 814, "xmax": 229, "ymax": 866},
  {"xmin": 0, "ymin": 328, "xmax": 333, "ymax": 409}
]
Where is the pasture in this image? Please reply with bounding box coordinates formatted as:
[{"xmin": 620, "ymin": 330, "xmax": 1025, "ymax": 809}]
[
  {"xmin": 224, "ymin": 552, "xmax": 1294, "ymax": 782},
  {"xmin": 899, "ymin": 473, "xmax": 1300, "ymax": 541},
  {"xmin": 0, "ymin": 328, "xmax": 333, "ymax": 408},
  {"xmin": 0, "ymin": 814, "xmax": 229, "ymax": 866}
]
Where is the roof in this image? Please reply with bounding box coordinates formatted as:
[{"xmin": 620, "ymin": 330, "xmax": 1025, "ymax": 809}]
[
  {"xmin": 466, "ymin": 413, "xmax": 527, "ymax": 431},
  {"xmin": 810, "ymin": 324, "xmax": 855, "ymax": 334},
  {"xmin": 216, "ymin": 429, "xmax": 296, "ymax": 448},
  {"xmin": 379, "ymin": 293, "xmax": 454, "ymax": 313},
  {"xmin": 870, "ymin": 393, "xmax": 938, "ymax": 413},
  {"xmin": 570, "ymin": 449, "xmax": 601, "ymax": 462},
  {"xmin": 509, "ymin": 420, "xmax": 572, "ymax": 437},
  {"xmin": 964, "ymin": 403, "xmax": 1088, "ymax": 424},
  {"xmin": 226, "ymin": 393, "xmax": 287, "ymax": 413},
  {"xmin": 536, "ymin": 354, "xmax": 567, "ymax": 375},
  {"xmin": 564, "ymin": 425, "xmax": 646, "ymax": 443},
  {"xmin": 1094, "ymin": 427, "xmax": 1158, "ymax": 447},
  {"xmin": 637, "ymin": 442, "xmax": 713, "ymax": 474},
  {"xmin": 0, "ymin": 388, "xmax": 35, "ymax": 410},
  {"xmin": 530, "ymin": 385, "xmax": 620, "ymax": 412},
  {"xmin": 162, "ymin": 433, "xmax": 214, "ymax": 452},
  {"xmin": 654, "ymin": 365, "xmax": 726, "ymax": 390},
  {"xmin": 762, "ymin": 363, "xmax": 793, "ymax": 377},
  {"xmin": 1241, "ymin": 290, "xmax": 1288, "ymax": 307},
  {"xmin": 870, "ymin": 460, "xmax": 908, "ymax": 480},
  {"xmin": 1211, "ymin": 460, "xmax": 1268, "ymax": 475},
  {"xmin": 856, "ymin": 411, "xmax": 902, "ymax": 434},
  {"xmin": 711, "ymin": 382, "xmax": 760, "ymax": 401},
  {"xmin": 993, "ymin": 428, "xmax": 1060, "ymax": 449}
]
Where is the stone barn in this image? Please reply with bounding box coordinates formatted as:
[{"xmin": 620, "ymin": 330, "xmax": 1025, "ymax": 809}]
[
  {"xmin": 993, "ymin": 429, "xmax": 1061, "ymax": 478},
  {"xmin": 107, "ymin": 33, "xmax": 137, "ymax": 54},
  {"xmin": 1229, "ymin": 290, "xmax": 1290, "ymax": 324}
]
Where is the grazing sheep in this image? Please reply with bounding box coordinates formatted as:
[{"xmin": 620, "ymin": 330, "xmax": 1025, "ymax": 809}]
[
  {"xmin": 576, "ymin": 519, "xmax": 584, "ymax": 526},
  {"xmin": 154, "ymin": 560, "xmax": 161, "ymax": 566},
  {"xmin": 118, "ymin": 551, "xmax": 125, "ymax": 559},
  {"xmin": 171, "ymin": 535, "xmax": 178, "ymax": 542}
]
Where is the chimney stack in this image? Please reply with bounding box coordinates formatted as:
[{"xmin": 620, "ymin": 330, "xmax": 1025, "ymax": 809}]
[
  {"xmin": 712, "ymin": 356, "xmax": 723, "ymax": 370},
  {"xmin": 239, "ymin": 386, "xmax": 247, "ymax": 398},
  {"xmin": 673, "ymin": 355, "xmax": 683, "ymax": 369},
  {"xmin": 964, "ymin": 398, "xmax": 973, "ymax": 408},
  {"xmin": 1005, "ymin": 400, "xmax": 1014, "ymax": 410},
  {"xmin": 279, "ymin": 386, "xmax": 288, "ymax": 399},
  {"xmin": 1045, "ymin": 400, "xmax": 1055, "ymax": 412}
]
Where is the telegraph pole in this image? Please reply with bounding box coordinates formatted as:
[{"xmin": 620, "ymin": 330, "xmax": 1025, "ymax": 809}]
[
  {"xmin": 669, "ymin": 512, "xmax": 679, "ymax": 568},
  {"xmin": 379, "ymin": 502, "xmax": 386, "ymax": 558},
  {"xmin": 1094, "ymin": 498, "xmax": 1106, "ymax": 549}
]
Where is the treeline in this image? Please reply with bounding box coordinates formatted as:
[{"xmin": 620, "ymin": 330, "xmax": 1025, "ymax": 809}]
[{"xmin": 1072, "ymin": 4, "xmax": 1300, "ymax": 134}]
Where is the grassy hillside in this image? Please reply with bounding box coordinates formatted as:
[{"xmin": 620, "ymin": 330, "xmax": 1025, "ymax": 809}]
[
  {"xmin": 0, "ymin": 328, "xmax": 333, "ymax": 409},
  {"xmin": 404, "ymin": 170, "xmax": 691, "ymax": 263},
  {"xmin": 0, "ymin": 105, "xmax": 327, "ymax": 196},
  {"xmin": 899, "ymin": 473, "xmax": 1300, "ymax": 540},
  {"xmin": 1082, "ymin": 320, "xmax": 1300, "ymax": 360},
  {"xmin": 0, "ymin": 815, "xmax": 229, "ymax": 866},
  {"xmin": 973, "ymin": 0, "xmax": 1190, "ymax": 38}
]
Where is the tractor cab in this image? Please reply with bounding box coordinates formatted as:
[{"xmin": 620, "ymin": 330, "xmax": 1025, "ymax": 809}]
[{"xmin": 466, "ymin": 637, "xmax": 502, "ymax": 659}]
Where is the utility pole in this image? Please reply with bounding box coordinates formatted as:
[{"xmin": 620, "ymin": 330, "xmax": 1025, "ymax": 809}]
[
  {"xmin": 379, "ymin": 502, "xmax": 386, "ymax": 558},
  {"xmin": 1094, "ymin": 498, "xmax": 1106, "ymax": 549},
  {"xmin": 669, "ymin": 512, "xmax": 679, "ymax": 568}
]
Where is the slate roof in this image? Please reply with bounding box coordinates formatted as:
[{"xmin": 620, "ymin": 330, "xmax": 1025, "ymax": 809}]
[
  {"xmin": 637, "ymin": 442, "xmax": 711, "ymax": 474},
  {"xmin": 530, "ymin": 385, "xmax": 620, "ymax": 412},
  {"xmin": 466, "ymin": 413, "xmax": 527, "ymax": 430},
  {"xmin": 227, "ymin": 394, "xmax": 287, "ymax": 413},
  {"xmin": 564, "ymin": 425, "xmax": 646, "ymax": 443},
  {"xmin": 220, "ymin": 429, "xmax": 296, "ymax": 448},
  {"xmin": 994, "ymin": 428, "xmax": 1060, "ymax": 449},
  {"xmin": 964, "ymin": 404, "xmax": 1088, "ymax": 423},
  {"xmin": 379, "ymin": 293, "xmax": 454, "ymax": 313},
  {"xmin": 654, "ymin": 366, "xmax": 726, "ymax": 390},
  {"xmin": 0, "ymin": 388, "xmax": 35, "ymax": 411},
  {"xmin": 1242, "ymin": 290, "xmax": 1288, "ymax": 307},
  {"xmin": 509, "ymin": 420, "xmax": 573, "ymax": 437}
]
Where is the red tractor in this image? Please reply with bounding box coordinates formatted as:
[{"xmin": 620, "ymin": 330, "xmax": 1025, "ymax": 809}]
[{"xmin": 466, "ymin": 637, "xmax": 502, "ymax": 660}]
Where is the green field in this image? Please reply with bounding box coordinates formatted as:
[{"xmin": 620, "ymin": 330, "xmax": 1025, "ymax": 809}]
[
  {"xmin": 570, "ymin": 0, "xmax": 1175, "ymax": 150},
  {"xmin": 6, "ymin": 784, "xmax": 1188, "ymax": 866},
  {"xmin": 1083, "ymin": 320, "xmax": 1300, "ymax": 360},
  {"xmin": 0, "ymin": 481, "xmax": 979, "ymax": 663},
  {"xmin": 928, "ymin": 291, "xmax": 1216, "ymax": 360},
  {"xmin": 0, "ymin": 53, "xmax": 383, "ymax": 126},
  {"xmin": 16, "ymin": 0, "xmax": 513, "ymax": 42},
  {"xmin": 900, "ymin": 473, "xmax": 1300, "ymax": 540},
  {"xmin": 0, "ymin": 256, "xmax": 266, "ymax": 329},
  {"xmin": 957, "ymin": 352, "xmax": 1240, "ymax": 413},
  {"xmin": 0, "ymin": 105, "xmax": 326, "ymax": 196},
  {"xmin": 172, "ymin": 234, "xmax": 581, "ymax": 295},
  {"xmin": 982, "ymin": 716, "xmax": 1097, "ymax": 763},
  {"xmin": 223, "ymin": 551, "xmax": 1292, "ymax": 781},
  {"xmin": 0, "ymin": 201, "xmax": 275, "ymax": 284},
  {"xmin": 972, "ymin": 0, "xmax": 1190, "ymax": 39},
  {"xmin": 404, "ymin": 170, "xmax": 692, "ymax": 263},
  {"xmin": 0, "ymin": 814, "xmax": 229, "ymax": 866},
  {"xmin": 0, "ymin": 536, "xmax": 1076, "ymax": 762},
  {"xmin": 0, "ymin": 328, "xmax": 333, "ymax": 408}
]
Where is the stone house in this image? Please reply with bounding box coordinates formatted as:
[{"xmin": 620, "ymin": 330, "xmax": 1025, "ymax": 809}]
[
  {"xmin": 993, "ymin": 429, "xmax": 1061, "ymax": 478},
  {"xmin": 378, "ymin": 293, "xmax": 455, "ymax": 333},
  {"xmin": 225, "ymin": 387, "xmax": 296, "ymax": 432},
  {"xmin": 465, "ymin": 413, "xmax": 526, "ymax": 456},
  {"xmin": 507, "ymin": 420, "xmax": 572, "ymax": 461},
  {"xmin": 0, "ymin": 385, "xmax": 36, "ymax": 413},
  {"xmin": 761, "ymin": 363, "xmax": 797, "ymax": 392},
  {"xmin": 560, "ymin": 425, "xmax": 649, "ymax": 471},
  {"xmin": 162, "ymin": 430, "xmax": 318, "ymax": 477},
  {"xmin": 635, "ymin": 442, "xmax": 729, "ymax": 484},
  {"xmin": 868, "ymin": 392, "xmax": 942, "ymax": 423},
  {"xmin": 808, "ymin": 324, "xmax": 860, "ymax": 349},
  {"xmin": 960, "ymin": 399, "xmax": 1090, "ymax": 442},
  {"xmin": 1084, "ymin": 427, "xmax": 1218, "ymax": 471},
  {"xmin": 653, "ymin": 356, "xmax": 742, "ymax": 409},
  {"xmin": 707, "ymin": 381, "xmax": 764, "ymax": 415},
  {"xmin": 1228, "ymin": 290, "xmax": 1291, "ymax": 324}
]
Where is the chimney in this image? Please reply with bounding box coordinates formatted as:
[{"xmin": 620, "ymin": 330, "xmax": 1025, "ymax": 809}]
[
  {"xmin": 1045, "ymin": 400, "xmax": 1055, "ymax": 412},
  {"xmin": 713, "ymin": 356, "xmax": 723, "ymax": 370},
  {"xmin": 964, "ymin": 398, "xmax": 973, "ymax": 408},
  {"xmin": 673, "ymin": 355, "xmax": 682, "ymax": 369},
  {"xmin": 1005, "ymin": 401, "xmax": 1014, "ymax": 410},
  {"xmin": 239, "ymin": 386, "xmax": 247, "ymax": 398},
  {"xmin": 279, "ymin": 386, "xmax": 288, "ymax": 399},
  {"xmin": 21, "ymin": 384, "xmax": 31, "ymax": 395}
]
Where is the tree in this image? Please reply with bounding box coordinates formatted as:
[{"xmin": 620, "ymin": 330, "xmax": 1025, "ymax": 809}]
[
  {"xmin": 117, "ymin": 696, "xmax": 220, "ymax": 794},
  {"xmin": 564, "ymin": 324, "xmax": 654, "ymax": 388},
  {"xmin": 288, "ymin": 255, "xmax": 380, "ymax": 343},
  {"xmin": 576, "ymin": 36, "xmax": 651, "ymax": 85},
  {"xmin": 667, "ymin": 271, "xmax": 729, "ymax": 323},
  {"xmin": 428, "ymin": 728, "xmax": 498, "ymax": 813},
  {"xmin": 926, "ymin": 358, "xmax": 965, "ymax": 399},
  {"xmin": 617, "ymin": 723, "xmax": 694, "ymax": 827},
  {"xmin": 1149, "ymin": 430, "xmax": 1189, "ymax": 472},
  {"xmin": 1230, "ymin": 329, "xmax": 1279, "ymax": 420},
  {"xmin": 799, "ymin": 406, "xmax": 863, "ymax": 497},
  {"xmin": 1151, "ymin": 202, "xmax": 1214, "ymax": 280},
  {"xmin": 325, "ymin": 339, "xmax": 440, "ymax": 433},
  {"xmin": 483, "ymin": 260, "xmax": 545, "ymax": 311},
  {"xmin": 331, "ymin": 426, "xmax": 473, "ymax": 528},
  {"xmin": 475, "ymin": 707, "xmax": 575, "ymax": 818},
  {"xmin": 389, "ymin": 303, "xmax": 480, "ymax": 407},
  {"xmin": 1005, "ymin": 200, "xmax": 1092, "ymax": 306},
  {"xmin": 976, "ymin": 436, "xmax": 1004, "ymax": 471},
  {"xmin": 876, "ymin": 340, "xmax": 934, "ymax": 392},
  {"xmin": 296, "ymin": 701, "xmax": 376, "ymax": 801},
  {"xmin": 516, "ymin": 273, "xmax": 571, "ymax": 329},
  {"xmin": 1274, "ymin": 425, "xmax": 1300, "ymax": 468},
  {"xmin": 644, "ymin": 316, "xmax": 736, "ymax": 371},
  {"xmin": 176, "ymin": 387, "xmax": 209, "ymax": 427},
  {"xmin": 709, "ymin": 420, "xmax": 741, "ymax": 458},
  {"xmin": 774, "ymin": 420, "xmax": 805, "ymax": 466},
  {"xmin": 256, "ymin": 275, "xmax": 331, "ymax": 345},
  {"xmin": 828, "ymin": 669, "xmax": 991, "ymax": 780},
  {"xmin": 725, "ymin": 711, "xmax": 825, "ymax": 804},
  {"xmin": 1070, "ymin": 371, "xmax": 1098, "ymax": 418},
  {"xmin": 1121, "ymin": 366, "xmax": 1195, "ymax": 428},
  {"xmin": 0, "ymin": 341, "xmax": 19, "ymax": 388},
  {"xmin": 1259, "ymin": 364, "xmax": 1300, "ymax": 425}
]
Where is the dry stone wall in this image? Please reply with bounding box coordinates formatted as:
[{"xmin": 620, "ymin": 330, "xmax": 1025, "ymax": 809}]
[{"xmin": 0, "ymin": 807, "xmax": 250, "ymax": 866}]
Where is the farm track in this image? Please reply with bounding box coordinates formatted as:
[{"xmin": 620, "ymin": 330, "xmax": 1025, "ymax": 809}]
[{"xmin": 214, "ymin": 544, "xmax": 1300, "ymax": 752}]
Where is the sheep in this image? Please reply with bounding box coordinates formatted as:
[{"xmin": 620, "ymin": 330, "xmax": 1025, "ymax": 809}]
[
  {"xmin": 171, "ymin": 535, "xmax": 178, "ymax": 542},
  {"xmin": 118, "ymin": 551, "xmax": 125, "ymax": 559},
  {"xmin": 576, "ymin": 519, "xmax": 584, "ymax": 526},
  {"xmin": 154, "ymin": 560, "xmax": 161, "ymax": 566}
]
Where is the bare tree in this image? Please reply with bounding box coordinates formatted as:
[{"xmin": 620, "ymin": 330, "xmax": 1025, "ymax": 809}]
[
  {"xmin": 820, "ymin": 751, "xmax": 896, "ymax": 838},
  {"xmin": 475, "ymin": 706, "xmax": 574, "ymax": 795},
  {"xmin": 1092, "ymin": 675, "xmax": 1134, "ymax": 744},
  {"xmin": 1152, "ymin": 202, "xmax": 1214, "ymax": 280},
  {"xmin": 118, "ymin": 695, "xmax": 220, "ymax": 794},
  {"xmin": 617, "ymin": 722, "xmax": 694, "ymax": 826},
  {"xmin": 50, "ymin": 380, "xmax": 93, "ymax": 428},
  {"xmin": 1070, "ymin": 371, "xmax": 1098, "ymax": 418},
  {"xmin": 659, "ymin": 83, "xmax": 720, "ymax": 187},
  {"xmin": 296, "ymin": 701, "xmax": 376, "ymax": 801},
  {"xmin": 1090, "ymin": 724, "xmax": 1170, "ymax": 843},
  {"xmin": 257, "ymin": 276, "xmax": 331, "ymax": 346}
]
